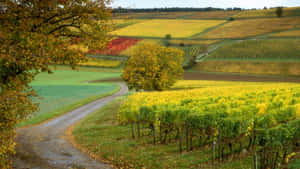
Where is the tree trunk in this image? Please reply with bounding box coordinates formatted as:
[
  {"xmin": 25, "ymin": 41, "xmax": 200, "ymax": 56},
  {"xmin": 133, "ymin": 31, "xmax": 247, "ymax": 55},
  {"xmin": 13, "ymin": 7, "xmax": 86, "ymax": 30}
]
[{"xmin": 131, "ymin": 123, "xmax": 135, "ymax": 139}]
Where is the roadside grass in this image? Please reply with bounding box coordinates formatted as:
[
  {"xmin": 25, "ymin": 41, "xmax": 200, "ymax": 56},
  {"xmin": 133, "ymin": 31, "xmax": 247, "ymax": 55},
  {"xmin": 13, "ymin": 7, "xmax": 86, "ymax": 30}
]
[
  {"xmin": 73, "ymin": 97, "xmax": 257, "ymax": 169},
  {"xmin": 204, "ymin": 39, "xmax": 300, "ymax": 61},
  {"xmin": 200, "ymin": 17, "xmax": 300, "ymax": 39},
  {"xmin": 18, "ymin": 70, "xmax": 122, "ymax": 127},
  {"xmin": 112, "ymin": 19, "xmax": 225, "ymax": 38},
  {"xmin": 194, "ymin": 61, "xmax": 300, "ymax": 76}
]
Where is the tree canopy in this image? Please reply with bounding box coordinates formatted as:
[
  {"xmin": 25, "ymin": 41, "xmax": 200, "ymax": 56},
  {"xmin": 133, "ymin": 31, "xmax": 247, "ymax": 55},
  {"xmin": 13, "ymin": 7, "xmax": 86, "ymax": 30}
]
[
  {"xmin": 0, "ymin": 0, "xmax": 112, "ymax": 167},
  {"xmin": 122, "ymin": 44, "xmax": 184, "ymax": 91}
]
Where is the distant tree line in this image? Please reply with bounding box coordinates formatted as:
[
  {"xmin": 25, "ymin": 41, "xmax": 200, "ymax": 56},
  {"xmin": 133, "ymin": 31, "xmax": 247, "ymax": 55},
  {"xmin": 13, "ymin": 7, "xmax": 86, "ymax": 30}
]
[{"xmin": 112, "ymin": 7, "xmax": 243, "ymax": 13}]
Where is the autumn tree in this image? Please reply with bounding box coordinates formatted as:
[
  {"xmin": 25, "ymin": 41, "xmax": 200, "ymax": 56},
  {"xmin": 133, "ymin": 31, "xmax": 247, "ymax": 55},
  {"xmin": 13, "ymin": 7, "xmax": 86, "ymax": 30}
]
[
  {"xmin": 122, "ymin": 44, "xmax": 184, "ymax": 91},
  {"xmin": 0, "ymin": 0, "xmax": 112, "ymax": 168}
]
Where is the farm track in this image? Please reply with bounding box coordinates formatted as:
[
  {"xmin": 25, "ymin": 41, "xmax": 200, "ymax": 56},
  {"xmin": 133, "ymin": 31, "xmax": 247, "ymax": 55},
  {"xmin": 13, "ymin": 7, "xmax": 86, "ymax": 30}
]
[{"xmin": 12, "ymin": 83, "xmax": 128, "ymax": 169}]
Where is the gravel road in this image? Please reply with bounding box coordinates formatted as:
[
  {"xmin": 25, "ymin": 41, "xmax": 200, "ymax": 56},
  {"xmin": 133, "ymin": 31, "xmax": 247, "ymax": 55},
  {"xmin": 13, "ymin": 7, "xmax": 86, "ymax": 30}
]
[{"xmin": 12, "ymin": 83, "xmax": 128, "ymax": 169}]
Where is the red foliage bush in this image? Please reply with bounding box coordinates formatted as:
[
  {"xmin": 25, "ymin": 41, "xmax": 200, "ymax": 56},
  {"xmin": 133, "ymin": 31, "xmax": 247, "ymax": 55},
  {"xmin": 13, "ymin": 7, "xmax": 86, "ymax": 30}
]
[{"xmin": 88, "ymin": 37, "xmax": 141, "ymax": 56}]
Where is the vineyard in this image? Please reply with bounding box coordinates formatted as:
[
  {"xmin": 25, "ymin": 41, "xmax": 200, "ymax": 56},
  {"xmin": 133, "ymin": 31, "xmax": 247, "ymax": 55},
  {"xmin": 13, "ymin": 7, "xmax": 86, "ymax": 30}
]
[
  {"xmin": 174, "ymin": 45, "xmax": 207, "ymax": 67},
  {"xmin": 204, "ymin": 39, "xmax": 300, "ymax": 61},
  {"xmin": 201, "ymin": 17, "xmax": 300, "ymax": 39},
  {"xmin": 119, "ymin": 84, "xmax": 300, "ymax": 168}
]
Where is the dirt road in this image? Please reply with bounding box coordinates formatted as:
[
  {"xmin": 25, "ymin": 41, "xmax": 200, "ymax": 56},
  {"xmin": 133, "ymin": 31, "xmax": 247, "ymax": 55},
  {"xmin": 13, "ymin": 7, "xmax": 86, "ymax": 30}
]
[{"xmin": 12, "ymin": 83, "xmax": 128, "ymax": 169}]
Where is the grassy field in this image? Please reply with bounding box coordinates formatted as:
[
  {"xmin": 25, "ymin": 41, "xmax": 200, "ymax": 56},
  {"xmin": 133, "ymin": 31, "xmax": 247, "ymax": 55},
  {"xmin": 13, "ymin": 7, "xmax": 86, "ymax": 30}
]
[
  {"xmin": 270, "ymin": 29, "xmax": 300, "ymax": 37},
  {"xmin": 204, "ymin": 39, "xmax": 300, "ymax": 61},
  {"xmin": 194, "ymin": 61, "xmax": 300, "ymax": 76},
  {"xmin": 233, "ymin": 7, "xmax": 300, "ymax": 18},
  {"xmin": 200, "ymin": 17, "xmax": 300, "ymax": 39},
  {"xmin": 18, "ymin": 69, "xmax": 121, "ymax": 127},
  {"xmin": 73, "ymin": 80, "xmax": 300, "ymax": 169},
  {"xmin": 113, "ymin": 19, "xmax": 225, "ymax": 38}
]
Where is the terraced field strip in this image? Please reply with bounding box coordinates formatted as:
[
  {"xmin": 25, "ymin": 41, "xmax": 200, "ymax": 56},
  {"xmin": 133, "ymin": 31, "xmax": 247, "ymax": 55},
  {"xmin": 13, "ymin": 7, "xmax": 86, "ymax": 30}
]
[
  {"xmin": 200, "ymin": 17, "xmax": 300, "ymax": 39},
  {"xmin": 112, "ymin": 19, "xmax": 225, "ymax": 38}
]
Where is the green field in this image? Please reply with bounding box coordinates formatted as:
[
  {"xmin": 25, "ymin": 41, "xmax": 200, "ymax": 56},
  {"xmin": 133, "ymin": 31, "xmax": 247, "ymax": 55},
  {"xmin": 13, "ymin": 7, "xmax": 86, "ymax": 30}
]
[
  {"xmin": 18, "ymin": 69, "xmax": 121, "ymax": 127},
  {"xmin": 204, "ymin": 39, "xmax": 300, "ymax": 61}
]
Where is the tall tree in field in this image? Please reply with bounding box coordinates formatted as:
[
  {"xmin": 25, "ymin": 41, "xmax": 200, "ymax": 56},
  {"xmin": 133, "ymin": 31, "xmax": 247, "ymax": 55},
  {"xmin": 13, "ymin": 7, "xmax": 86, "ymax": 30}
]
[
  {"xmin": 122, "ymin": 44, "xmax": 184, "ymax": 91},
  {"xmin": 275, "ymin": 7, "xmax": 283, "ymax": 17},
  {"xmin": 0, "ymin": 0, "xmax": 112, "ymax": 168}
]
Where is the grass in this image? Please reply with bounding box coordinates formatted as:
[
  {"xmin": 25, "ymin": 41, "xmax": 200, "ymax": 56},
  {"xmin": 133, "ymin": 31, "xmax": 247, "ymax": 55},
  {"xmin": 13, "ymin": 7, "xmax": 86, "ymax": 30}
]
[
  {"xmin": 204, "ymin": 39, "xmax": 300, "ymax": 61},
  {"xmin": 270, "ymin": 29, "xmax": 300, "ymax": 37},
  {"xmin": 73, "ymin": 97, "xmax": 256, "ymax": 169},
  {"xmin": 112, "ymin": 19, "xmax": 225, "ymax": 38},
  {"xmin": 194, "ymin": 61, "xmax": 300, "ymax": 76},
  {"xmin": 17, "ymin": 70, "xmax": 122, "ymax": 127},
  {"xmin": 200, "ymin": 17, "xmax": 300, "ymax": 39}
]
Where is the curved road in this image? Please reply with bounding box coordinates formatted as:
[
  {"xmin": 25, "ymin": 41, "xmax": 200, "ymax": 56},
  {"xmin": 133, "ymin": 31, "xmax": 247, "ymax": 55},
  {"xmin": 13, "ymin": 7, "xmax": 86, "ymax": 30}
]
[{"xmin": 12, "ymin": 83, "xmax": 128, "ymax": 169}]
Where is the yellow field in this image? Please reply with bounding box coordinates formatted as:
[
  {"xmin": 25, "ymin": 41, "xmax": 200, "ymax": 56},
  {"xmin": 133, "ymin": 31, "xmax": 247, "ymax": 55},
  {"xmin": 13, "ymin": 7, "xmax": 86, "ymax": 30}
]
[
  {"xmin": 112, "ymin": 19, "xmax": 225, "ymax": 38},
  {"xmin": 169, "ymin": 39, "xmax": 219, "ymax": 45},
  {"xmin": 270, "ymin": 29, "xmax": 300, "ymax": 37},
  {"xmin": 79, "ymin": 58, "xmax": 122, "ymax": 68},
  {"xmin": 201, "ymin": 17, "xmax": 300, "ymax": 39},
  {"xmin": 120, "ymin": 39, "xmax": 161, "ymax": 56},
  {"xmin": 233, "ymin": 7, "xmax": 300, "ymax": 18}
]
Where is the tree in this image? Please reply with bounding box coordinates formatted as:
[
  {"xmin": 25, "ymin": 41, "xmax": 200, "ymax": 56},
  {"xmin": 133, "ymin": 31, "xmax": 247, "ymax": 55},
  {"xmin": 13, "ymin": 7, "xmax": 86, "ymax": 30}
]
[
  {"xmin": 122, "ymin": 44, "xmax": 184, "ymax": 91},
  {"xmin": 0, "ymin": 0, "xmax": 112, "ymax": 167},
  {"xmin": 276, "ymin": 7, "xmax": 283, "ymax": 17}
]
